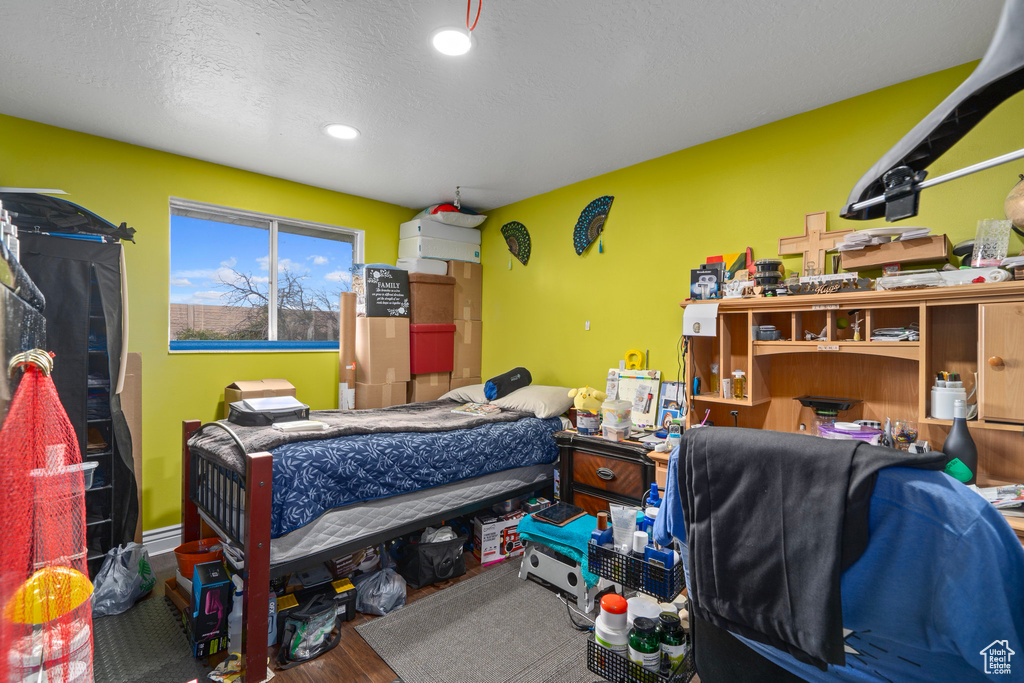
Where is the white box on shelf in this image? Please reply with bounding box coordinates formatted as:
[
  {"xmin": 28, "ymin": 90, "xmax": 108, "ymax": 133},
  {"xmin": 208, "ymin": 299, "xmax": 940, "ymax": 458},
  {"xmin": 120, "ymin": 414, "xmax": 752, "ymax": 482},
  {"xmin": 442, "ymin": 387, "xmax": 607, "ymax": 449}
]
[
  {"xmin": 400, "ymin": 218, "xmax": 482, "ymax": 245},
  {"xmin": 396, "ymin": 257, "xmax": 449, "ymax": 275},
  {"xmin": 398, "ymin": 236, "xmax": 481, "ymax": 263}
]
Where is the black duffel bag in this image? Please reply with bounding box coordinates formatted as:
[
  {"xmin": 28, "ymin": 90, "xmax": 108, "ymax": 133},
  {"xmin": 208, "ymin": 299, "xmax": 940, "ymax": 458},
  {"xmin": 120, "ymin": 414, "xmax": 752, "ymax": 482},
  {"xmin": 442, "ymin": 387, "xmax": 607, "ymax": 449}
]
[{"xmin": 398, "ymin": 535, "xmax": 468, "ymax": 589}]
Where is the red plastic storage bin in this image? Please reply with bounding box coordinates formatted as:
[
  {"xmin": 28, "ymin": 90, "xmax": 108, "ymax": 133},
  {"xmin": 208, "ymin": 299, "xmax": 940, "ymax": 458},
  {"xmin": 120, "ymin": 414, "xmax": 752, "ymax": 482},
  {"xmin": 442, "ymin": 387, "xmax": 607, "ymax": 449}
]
[{"xmin": 409, "ymin": 323, "xmax": 456, "ymax": 374}]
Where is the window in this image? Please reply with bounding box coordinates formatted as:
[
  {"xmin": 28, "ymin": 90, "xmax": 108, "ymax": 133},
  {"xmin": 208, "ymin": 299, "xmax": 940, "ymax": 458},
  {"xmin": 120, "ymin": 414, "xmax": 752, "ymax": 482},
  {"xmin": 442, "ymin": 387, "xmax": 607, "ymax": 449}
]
[{"xmin": 168, "ymin": 199, "xmax": 363, "ymax": 351}]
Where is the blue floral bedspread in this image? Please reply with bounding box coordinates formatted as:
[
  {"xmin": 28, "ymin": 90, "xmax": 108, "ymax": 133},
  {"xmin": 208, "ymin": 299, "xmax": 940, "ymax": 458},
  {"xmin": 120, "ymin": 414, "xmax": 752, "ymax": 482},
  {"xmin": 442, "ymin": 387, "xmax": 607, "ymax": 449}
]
[{"xmin": 270, "ymin": 416, "xmax": 561, "ymax": 537}]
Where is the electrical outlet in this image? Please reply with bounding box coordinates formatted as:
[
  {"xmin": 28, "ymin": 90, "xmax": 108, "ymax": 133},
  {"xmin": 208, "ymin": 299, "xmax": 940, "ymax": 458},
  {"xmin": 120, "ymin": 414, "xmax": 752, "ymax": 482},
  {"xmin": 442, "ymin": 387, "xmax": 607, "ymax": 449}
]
[{"xmin": 585, "ymin": 320, "xmax": 590, "ymax": 331}]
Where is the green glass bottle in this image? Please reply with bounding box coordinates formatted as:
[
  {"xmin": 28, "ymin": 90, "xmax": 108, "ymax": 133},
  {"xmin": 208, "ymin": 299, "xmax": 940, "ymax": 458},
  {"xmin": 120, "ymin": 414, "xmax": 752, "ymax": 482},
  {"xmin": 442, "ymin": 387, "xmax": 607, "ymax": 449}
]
[
  {"xmin": 628, "ymin": 617, "xmax": 661, "ymax": 673},
  {"xmin": 657, "ymin": 612, "xmax": 687, "ymax": 673}
]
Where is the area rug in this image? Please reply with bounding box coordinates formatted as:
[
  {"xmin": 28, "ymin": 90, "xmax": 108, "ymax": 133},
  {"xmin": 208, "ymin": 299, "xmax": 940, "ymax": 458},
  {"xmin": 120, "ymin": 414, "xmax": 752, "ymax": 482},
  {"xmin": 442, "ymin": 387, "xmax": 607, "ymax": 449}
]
[
  {"xmin": 356, "ymin": 559, "xmax": 593, "ymax": 683},
  {"xmin": 92, "ymin": 596, "xmax": 211, "ymax": 683}
]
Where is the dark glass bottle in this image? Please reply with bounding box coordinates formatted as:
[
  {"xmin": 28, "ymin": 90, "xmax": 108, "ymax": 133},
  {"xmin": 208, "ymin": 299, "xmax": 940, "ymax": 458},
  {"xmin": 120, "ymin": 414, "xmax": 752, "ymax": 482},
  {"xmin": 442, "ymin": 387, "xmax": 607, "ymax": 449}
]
[
  {"xmin": 657, "ymin": 612, "xmax": 687, "ymax": 673},
  {"xmin": 628, "ymin": 617, "xmax": 661, "ymax": 672},
  {"xmin": 942, "ymin": 399, "xmax": 977, "ymax": 485}
]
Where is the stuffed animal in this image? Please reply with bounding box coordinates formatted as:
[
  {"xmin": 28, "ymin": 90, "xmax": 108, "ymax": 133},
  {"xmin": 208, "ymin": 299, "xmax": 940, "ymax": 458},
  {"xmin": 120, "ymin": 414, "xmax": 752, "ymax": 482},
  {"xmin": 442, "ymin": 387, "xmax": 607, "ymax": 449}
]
[{"xmin": 568, "ymin": 386, "xmax": 607, "ymax": 414}]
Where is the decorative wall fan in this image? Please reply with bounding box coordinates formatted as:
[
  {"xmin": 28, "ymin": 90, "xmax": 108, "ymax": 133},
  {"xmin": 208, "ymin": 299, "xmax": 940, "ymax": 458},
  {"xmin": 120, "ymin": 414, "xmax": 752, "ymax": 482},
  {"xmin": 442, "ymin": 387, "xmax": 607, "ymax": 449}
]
[
  {"xmin": 501, "ymin": 221, "xmax": 531, "ymax": 265},
  {"xmin": 573, "ymin": 195, "xmax": 614, "ymax": 255}
]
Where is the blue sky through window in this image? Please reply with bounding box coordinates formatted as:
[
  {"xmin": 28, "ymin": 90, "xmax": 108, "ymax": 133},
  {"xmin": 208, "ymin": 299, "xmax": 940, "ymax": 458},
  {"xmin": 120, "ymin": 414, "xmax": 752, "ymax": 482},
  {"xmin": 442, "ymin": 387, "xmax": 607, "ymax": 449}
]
[{"xmin": 169, "ymin": 216, "xmax": 354, "ymax": 308}]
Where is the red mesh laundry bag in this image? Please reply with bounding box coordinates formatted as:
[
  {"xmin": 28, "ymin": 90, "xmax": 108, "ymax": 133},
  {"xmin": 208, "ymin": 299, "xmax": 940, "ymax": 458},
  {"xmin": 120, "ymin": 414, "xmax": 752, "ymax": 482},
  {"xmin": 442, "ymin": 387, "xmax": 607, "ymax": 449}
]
[{"xmin": 0, "ymin": 363, "xmax": 94, "ymax": 682}]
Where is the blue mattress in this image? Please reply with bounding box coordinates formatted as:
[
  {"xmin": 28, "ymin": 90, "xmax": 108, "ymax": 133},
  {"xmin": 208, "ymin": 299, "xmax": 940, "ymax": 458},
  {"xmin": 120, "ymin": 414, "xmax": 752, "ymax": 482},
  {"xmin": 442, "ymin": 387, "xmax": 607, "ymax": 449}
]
[{"xmin": 270, "ymin": 416, "xmax": 561, "ymax": 537}]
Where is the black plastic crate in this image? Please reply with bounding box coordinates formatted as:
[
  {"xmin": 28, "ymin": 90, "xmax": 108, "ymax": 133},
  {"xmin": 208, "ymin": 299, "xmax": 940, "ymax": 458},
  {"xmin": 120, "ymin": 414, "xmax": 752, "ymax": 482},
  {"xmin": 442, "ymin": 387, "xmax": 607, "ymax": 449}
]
[
  {"xmin": 588, "ymin": 543, "xmax": 684, "ymax": 602},
  {"xmin": 586, "ymin": 635, "xmax": 695, "ymax": 683}
]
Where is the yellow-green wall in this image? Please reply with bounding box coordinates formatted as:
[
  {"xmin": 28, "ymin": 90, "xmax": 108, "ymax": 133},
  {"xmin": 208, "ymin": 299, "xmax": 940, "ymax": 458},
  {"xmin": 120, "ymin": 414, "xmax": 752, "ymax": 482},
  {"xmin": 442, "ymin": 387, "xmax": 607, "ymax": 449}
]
[
  {"xmin": 480, "ymin": 62, "xmax": 1024, "ymax": 390},
  {"xmin": 5, "ymin": 61, "xmax": 1023, "ymax": 532},
  {"xmin": 0, "ymin": 114, "xmax": 415, "ymax": 530}
]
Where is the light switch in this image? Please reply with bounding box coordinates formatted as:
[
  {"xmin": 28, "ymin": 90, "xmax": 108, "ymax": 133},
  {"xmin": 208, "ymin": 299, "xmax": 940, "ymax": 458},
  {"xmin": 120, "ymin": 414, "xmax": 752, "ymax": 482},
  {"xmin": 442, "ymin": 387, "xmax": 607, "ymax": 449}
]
[{"xmin": 585, "ymin": 320, "xmax": 590, "ymax": 331}]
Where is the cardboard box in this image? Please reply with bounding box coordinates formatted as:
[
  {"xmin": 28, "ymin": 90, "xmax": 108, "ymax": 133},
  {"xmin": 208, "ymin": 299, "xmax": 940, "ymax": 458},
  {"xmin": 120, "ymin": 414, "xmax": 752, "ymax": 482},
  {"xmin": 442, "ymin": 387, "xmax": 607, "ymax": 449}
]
[
  {"xmin": 182, "ymin": 611, "xmax": 229, "ymax": 659},
  {"xmin": 355, "ymin": 316, "xmax": 411, "ymax": 384},
  {"xmin": 356, "ymin": 381, "xmax": 408, "ymax": 409},
  {"xmin": 223, "ymin": 379, "xmax": 296, "ymax": 419},
  {"xmin": 327, "ymin": 547, "xmax": 377, "ymax": 579},
  {"xmin": 449, "ymin": 375, "xmax": 481, "ymax": 391},
  {"xmin": 408, "ymin": 373, "xmax": 451, "ymax": 403},
  {"xmin": 447, "ymin": 261, "xmax": 482, "ymax": 321},
  {"xmin": 188, "ymin": 561, "xmax": 231, "ymax": 648},
  {"xmin": 360, "ymin": 266, "xmax": 411, "ymax": 317},
  {"xmin": 452, "ymin": 320, "xmax": 482, "ymax": 379},
  {"xmin": 690, "ymin": 268, "xmax": 720, "ymax": 300},
  {"xmin": 409, "ymin": 273, "xmax": 456, "ymax": 324},
  {"xmin": 840, "ymin": 234, "xmax": 952, "ymax": 272},
  {"xmin": 409, "ymin": 323, "xmax": 456, "ymax": 374},
  {"xmin": 473, "ymin": 510, "xmax": 526, "ymax": 565}
]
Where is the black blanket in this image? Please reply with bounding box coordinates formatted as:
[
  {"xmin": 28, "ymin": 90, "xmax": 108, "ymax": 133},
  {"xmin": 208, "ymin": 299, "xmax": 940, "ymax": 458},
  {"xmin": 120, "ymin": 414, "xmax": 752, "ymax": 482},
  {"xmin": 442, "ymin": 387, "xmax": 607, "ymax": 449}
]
[{"xmin": 680, "ymin": 427, "xmax": 945, "ymax": 670}]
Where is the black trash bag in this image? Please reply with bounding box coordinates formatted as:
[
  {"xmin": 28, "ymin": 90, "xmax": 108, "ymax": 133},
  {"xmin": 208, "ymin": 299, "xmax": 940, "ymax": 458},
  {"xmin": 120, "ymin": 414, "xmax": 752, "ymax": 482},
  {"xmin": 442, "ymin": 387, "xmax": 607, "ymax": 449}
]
[{"xmin": 353, "ymin": 568, "xmax": 407, "ymax": 616}]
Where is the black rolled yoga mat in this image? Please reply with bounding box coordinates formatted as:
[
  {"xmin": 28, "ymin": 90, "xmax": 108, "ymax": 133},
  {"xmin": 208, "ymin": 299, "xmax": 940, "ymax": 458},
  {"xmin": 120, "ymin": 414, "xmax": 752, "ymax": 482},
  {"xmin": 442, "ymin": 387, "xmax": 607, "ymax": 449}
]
[{"xmin": 356, "ymin": 559, "xmax": 592, "ymax": 683}]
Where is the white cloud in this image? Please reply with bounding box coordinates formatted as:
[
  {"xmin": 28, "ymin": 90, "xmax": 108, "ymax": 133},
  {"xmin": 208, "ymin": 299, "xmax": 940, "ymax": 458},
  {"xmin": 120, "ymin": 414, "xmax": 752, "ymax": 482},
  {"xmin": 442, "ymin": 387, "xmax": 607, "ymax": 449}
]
[
  {"xmin": 220, "ymin": 256, "xmax": 237, "ymax": 268},
  {"xmin": 308, "ymin": 255, "xmax": 329, "ymax": 266},
  {"xmin": 252, "ymin": 276, "xmax": 269, "ymax": 284},
  {"xmin": 172, "ymin": 268, "xmax": 220, "ymax": 280},
  {"xmin": 278, "ymin": 258, "xmax": 309, "ymax": 274},
  {"xmin": 170, "ymin": 277, "xmax": 193, "ymax": 287},
  {"xmin": 256, "ymin": 255, "xmax": 270, "ymax": 271},
  {"xmin": 325, "ymin": 270, "xmax": 352, "ymax": 284},
  {"xmin": 194, "ymin": 291, "xmax": 225, "ymax": 301}
]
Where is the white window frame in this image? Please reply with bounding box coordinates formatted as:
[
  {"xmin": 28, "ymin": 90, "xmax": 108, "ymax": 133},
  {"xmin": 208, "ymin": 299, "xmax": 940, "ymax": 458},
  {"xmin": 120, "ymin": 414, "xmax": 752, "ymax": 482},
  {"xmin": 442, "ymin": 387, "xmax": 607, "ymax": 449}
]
[{"xmin": 168, "ymin": 197, "xmax": 364, "ymax": 352}]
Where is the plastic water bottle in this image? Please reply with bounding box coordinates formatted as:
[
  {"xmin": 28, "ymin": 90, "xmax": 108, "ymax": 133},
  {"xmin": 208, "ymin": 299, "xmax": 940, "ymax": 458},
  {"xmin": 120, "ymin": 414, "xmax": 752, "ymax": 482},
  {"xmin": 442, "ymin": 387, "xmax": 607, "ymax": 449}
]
[{"xmin": 228, "ymin": 575, "xmax": 244, "ymax": 654}]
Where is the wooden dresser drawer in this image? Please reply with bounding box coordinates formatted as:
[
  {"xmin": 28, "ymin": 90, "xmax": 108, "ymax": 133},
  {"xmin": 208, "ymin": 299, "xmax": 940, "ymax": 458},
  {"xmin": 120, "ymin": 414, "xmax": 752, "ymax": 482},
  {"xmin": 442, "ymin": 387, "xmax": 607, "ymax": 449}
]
[
  {"xmin": 572, "ymin": 450, "xmax": 644, "ymax": 497},
  {"xmin": 573, "ymin": 490, "xmax": 614, "ymax": 517}
]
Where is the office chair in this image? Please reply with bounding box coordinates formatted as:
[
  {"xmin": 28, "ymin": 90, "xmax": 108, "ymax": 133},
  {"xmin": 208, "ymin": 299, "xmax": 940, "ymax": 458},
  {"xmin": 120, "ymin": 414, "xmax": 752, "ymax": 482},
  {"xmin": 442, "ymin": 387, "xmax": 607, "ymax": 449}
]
[{"xmin": 657, "ymin": 428, "xmax": 1024, "ymax": 682}]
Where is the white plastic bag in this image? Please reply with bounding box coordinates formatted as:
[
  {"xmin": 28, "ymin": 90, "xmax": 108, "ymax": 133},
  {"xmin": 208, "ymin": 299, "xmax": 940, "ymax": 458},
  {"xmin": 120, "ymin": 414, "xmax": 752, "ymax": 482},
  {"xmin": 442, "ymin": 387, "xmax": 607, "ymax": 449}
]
[
  {"xmin": 353, "ymin": 568, "xmax": 407, "ymax": 616},
  {"xmin": 421, "ymin": 525, "xmax": 456, "ymax": 543},
  {"xmin": 92, "ymin": 542, "xmax": 156, "ymax": 616}
]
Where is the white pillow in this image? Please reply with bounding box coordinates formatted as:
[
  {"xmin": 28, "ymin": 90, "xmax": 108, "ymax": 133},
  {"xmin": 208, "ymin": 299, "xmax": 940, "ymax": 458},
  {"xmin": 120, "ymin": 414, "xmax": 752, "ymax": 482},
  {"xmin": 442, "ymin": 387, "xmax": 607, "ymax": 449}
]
[
  {"xmin": 492, "ymin": 385, "xmax": 574, "ymax": 419},
  {"xmin": 430, "ymin": 211, "xmax": 487, "ymax": 228},
  {"xmin": 440, "ymin": 383, "xmax": 488, "ymax": 403}
]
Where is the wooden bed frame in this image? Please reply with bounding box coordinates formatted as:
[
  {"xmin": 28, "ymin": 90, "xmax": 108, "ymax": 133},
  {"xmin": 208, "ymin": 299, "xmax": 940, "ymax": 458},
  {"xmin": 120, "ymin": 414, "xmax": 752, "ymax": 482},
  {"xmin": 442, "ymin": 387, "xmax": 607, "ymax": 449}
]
[{"xmin": 180, "ymin": 419, "xmax": 554, "ymax": 682}]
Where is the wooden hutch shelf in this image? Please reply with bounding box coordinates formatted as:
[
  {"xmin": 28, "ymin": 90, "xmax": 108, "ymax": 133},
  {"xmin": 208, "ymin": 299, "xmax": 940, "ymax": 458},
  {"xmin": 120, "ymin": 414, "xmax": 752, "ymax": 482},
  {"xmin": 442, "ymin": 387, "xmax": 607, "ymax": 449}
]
[
  {"xmin": 751, "ymin": 340, "xmax": 921, "ymax": 361},
  {"xmin": 680, "ymin": 281, "xmax": 1024, "ymax": 483},
  {"xmin": 692, "ymin": 393, "xmax": 772, "ymax": 407}
]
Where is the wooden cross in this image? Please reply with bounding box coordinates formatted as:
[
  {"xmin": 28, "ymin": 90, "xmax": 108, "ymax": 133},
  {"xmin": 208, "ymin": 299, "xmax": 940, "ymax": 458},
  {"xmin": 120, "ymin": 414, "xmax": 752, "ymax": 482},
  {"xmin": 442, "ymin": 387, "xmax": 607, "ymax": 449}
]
[{"xmin": 778, "ymin": 211, "xmax": 853, "ymax": 275}]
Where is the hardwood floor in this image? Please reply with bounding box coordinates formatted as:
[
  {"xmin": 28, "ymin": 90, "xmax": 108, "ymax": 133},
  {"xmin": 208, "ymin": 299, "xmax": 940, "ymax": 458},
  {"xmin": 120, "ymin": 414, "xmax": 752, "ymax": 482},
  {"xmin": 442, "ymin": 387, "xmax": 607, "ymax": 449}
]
[
  {"xmin": 273, "ymin": 553, "xmax": 496, "ymax": 683},
  {"xmin": 157, "ymin": 551, "xmax": 498, "ymax": 683}
]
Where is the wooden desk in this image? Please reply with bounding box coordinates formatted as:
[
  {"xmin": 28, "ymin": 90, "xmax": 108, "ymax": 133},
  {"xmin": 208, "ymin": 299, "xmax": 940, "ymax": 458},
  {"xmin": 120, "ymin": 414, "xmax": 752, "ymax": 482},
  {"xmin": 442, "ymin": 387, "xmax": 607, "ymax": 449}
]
[
  {"xmin": 647, "ymin": 450, "xmax": 671, "ymax": 492},
  {"xmin": 977, "ymin": 474, "xmax": 1024, "ymax": 546}
]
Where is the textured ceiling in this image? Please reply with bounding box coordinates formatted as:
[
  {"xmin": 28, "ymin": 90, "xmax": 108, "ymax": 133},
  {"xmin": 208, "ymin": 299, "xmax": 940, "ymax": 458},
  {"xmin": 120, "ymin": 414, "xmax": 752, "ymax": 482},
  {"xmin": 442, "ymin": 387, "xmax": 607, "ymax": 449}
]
[{"xmin": 0, "ymin": 0, "xmax": 1004, "ymax": 210}]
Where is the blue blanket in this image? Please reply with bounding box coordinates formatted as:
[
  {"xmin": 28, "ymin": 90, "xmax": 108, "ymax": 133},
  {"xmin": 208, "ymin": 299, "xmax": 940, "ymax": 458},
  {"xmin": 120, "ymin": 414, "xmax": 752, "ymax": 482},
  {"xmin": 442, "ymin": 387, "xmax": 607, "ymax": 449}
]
[{"xmin": 270, "ymin": 416, "xmax": 561, "ymax": 537}]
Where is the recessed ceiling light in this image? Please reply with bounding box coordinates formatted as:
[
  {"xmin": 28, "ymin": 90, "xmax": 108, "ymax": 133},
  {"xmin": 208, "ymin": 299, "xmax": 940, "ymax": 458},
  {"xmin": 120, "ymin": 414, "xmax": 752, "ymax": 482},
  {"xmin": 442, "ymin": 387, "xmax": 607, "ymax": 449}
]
[
  {"xmin": 324, "ymin": 123, "xmax": 360, "ymax": 140},
  {"xmin": 432, "ymin": 28, "xmax": 472, "ymax": 56}
]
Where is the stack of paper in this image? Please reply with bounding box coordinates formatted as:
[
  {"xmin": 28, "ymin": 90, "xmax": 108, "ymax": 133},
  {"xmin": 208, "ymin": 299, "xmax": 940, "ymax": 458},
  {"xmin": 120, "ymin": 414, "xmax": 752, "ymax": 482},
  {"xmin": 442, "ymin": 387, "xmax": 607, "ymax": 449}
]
[
  {"xmin": 972, "ymin": 483, "xmax": 1024, "ymax": 508},
  {"xmin": 242, "ymin": 395, "xmax": 306, "ymax": 411},
  {"xmin": 897, "ymin": 227, "xmax": 931, "ymax": 241},
  {"xmin": 272, "ymin": 420, "xmax": 328, "ymax": 433},
  {"xmin": 835, "ymin": 227, "xmax": 930, "ymax": 251}
]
